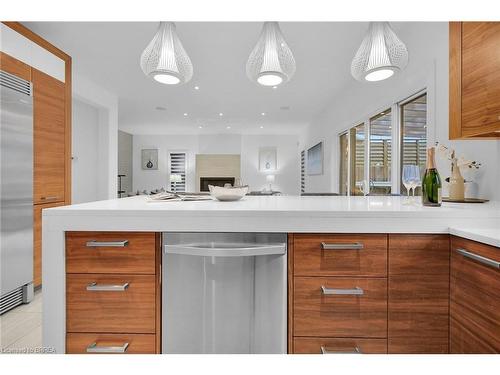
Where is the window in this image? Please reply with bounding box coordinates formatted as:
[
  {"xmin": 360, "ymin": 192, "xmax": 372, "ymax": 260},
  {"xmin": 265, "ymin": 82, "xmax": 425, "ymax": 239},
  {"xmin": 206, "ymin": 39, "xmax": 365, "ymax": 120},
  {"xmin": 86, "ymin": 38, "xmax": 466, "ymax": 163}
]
[
  {"xmin": 338, "ymin": 90, "xmax": 427, "ymax": 196},
  {"xmin": 369, "ymin": 109, "xmax": 392, "ymax": 195},
  {"xmin": 339, "ymin": 132, "xmax": 349, "ymax": 195},
  {"xmin": 349, "ymin": 123, "xmax": 365, "ymax": 195},
  {"xmin": 169, "ymin": 152, "xmax": 186, "ymax": 192},
  {"xmin": 300, "ymin": 150, "xmax": 305, "ymax": 193},
  {"xmin": 400, "ymin": 93, "xmax": 427, "ymax": 194}
]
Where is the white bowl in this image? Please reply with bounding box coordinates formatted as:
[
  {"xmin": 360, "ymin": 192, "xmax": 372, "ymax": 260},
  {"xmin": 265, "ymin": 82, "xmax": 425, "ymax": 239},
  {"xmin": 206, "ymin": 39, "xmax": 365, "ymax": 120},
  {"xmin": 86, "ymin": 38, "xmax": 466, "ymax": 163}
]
[{"xmin": 208, "ymin": 185, "xmax": 249, "ymax": 201}]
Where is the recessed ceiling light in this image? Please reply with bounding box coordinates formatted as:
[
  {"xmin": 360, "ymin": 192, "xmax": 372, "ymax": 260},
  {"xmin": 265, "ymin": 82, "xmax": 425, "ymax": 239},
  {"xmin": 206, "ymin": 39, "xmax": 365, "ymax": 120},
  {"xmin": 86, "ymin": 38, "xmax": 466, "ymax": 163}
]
[
  {"xmin": 272, "ymin": 86, "xmax": 278, "ymax": 89},
  {"xmin": 261, "ymin": 112, "xmax": 266, "ymax": 116},
  {"xmin": 198, "ymin": 125, "xmax": 203, "ymax": 129},
  {"xmin": 194, "ymin": 86, "xmax": 199, "ymax": 90},
  {"xmin": 260, "ymin": 125, "xmax": 264, "ymax": 129},
  {"xmin": 155, "ymin": 106, "xmax": 166, "ymax": 111},
  {"xmin": 183, "ymin": 113, "xmax": 188, "ymax": 116},
  {"xmin": 219, "ymin": 112, "xmax": 224, "ymax": 116},
  {"xmin": 226, "ymin": 126, "xmax": 231, "ymax": 129}
]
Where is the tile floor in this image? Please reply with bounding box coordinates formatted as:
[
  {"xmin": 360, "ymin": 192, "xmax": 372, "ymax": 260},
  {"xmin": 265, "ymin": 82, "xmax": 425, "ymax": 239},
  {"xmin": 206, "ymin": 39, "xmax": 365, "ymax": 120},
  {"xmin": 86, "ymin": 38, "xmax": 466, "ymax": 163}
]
[{"xmin": 0, "ymin": 291, "xmax": 43, "ymax": 354}]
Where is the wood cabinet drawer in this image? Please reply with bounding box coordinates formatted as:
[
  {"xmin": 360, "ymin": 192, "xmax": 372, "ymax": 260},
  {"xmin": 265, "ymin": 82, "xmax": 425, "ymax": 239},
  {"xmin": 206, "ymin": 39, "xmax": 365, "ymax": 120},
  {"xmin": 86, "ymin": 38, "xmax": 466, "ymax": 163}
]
[
  {"xmin": 450, "ymin": 237, "xmax": 500, "ymax": 353},
  {"xmin": 66, "ymin": 232, "xmax": 156, "ymax": 274},
  {"xmin": 66, "ymin": 274, "xmax": 156, "ymax": 334},
  {"xmin": 293, "ymin": 234, "xmax": 387, "ymax": 277},
  {"xmin": 293, "ymin": 337, "xmax": 387, "ymax": 354},
  {"xmin": 66, "ymin": 333, "xmax": 156, "ymax": 354},
  {"xmin": 293, "ymin": 277, "xmax": 387, "ymax": 338}
]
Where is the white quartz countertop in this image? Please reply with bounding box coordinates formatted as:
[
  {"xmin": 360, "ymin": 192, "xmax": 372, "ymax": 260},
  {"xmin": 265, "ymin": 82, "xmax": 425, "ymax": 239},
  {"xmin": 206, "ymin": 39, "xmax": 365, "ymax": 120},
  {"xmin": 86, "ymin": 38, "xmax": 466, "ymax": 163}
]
[
  {"xmin": 43, "ymin": 195, "xmax": 500, "ymax": 236},
  {"xmin": 449, "ymin": 226, "xmax": 500, "ymax": 248}
]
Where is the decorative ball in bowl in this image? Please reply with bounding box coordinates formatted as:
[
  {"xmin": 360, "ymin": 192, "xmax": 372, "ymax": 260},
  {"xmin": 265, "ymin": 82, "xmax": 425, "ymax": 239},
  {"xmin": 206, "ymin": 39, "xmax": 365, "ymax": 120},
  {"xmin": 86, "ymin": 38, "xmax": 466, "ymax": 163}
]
[{"xmin": 208, "ymin": 185, "xmax": 249, "ymax": 201}]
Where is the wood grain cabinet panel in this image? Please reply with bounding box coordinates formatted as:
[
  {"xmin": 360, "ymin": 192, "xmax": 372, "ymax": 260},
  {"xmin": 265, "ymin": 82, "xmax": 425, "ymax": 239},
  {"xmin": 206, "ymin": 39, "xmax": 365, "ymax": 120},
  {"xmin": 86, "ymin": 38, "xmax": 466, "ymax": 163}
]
[
  {"xmin": 32, "ymin": 68, "xmax": 66, "ymax": 204},
  {"xmin": 461, "ymin": 23, "xmax": 500, "ymax": 135},
  {"xmin": 293, "ymin": 234, "xmax": 387, "ymax": 277},
  {"xmin": 33, "ymin": 201, "xmax": 65, "ymax": 287},
  {"xmin": 0, "ymin": 51, "xmax": 31, "ymax": 81},
  {"xmin": 66, "ymin": 232, "xmax": 156, "ymax": 274},
  {"xmin": 449, "ymin": 22, "xmax": 500, "ymax": 138},
  {"xmin": 293, "ymin": 337, "xmax": 387, "ymax": 354},
  {"xmin": 66, "ymin": 333, "xmax": 156, "ymax": 354},
  {"xmin": 388, "ymin": 234, "xmax": 450, "ymax": 353},
  {"xmin": 450, "ymin": 236, "xmax": 500, "ymax": 353},
  {"xmin": 66, "ymin": 274, "xmax": 156, "ymax": 334},
  {"xmin": 294, "ymin": 277, "xmax": 387, "ymax": 338}
]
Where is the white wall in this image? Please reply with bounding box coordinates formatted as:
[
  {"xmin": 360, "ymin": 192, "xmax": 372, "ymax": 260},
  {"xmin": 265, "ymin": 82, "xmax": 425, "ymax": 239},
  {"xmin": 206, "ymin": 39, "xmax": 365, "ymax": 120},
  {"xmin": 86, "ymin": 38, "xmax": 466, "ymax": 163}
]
[
  {"xmin": 132, "ymin": 134, "xmax": 300, "ymax": 195},
  {"xmin": 241, "ymin": 135, "xmax": 300, "ymax": 194},
  {"xmin": 71, "ymin": 99, "xmax": 99, "ymax": 203},
  {"xmin": 132, "ymin": 135, "xmax": 199, "ymax": 193},
  {"xmin": 300, "ymin": 22, "xmax": 500, "ymax": 200},
  {"xmin": 72, "ymin": 72, "xmax": 119, "ymax": 200}
]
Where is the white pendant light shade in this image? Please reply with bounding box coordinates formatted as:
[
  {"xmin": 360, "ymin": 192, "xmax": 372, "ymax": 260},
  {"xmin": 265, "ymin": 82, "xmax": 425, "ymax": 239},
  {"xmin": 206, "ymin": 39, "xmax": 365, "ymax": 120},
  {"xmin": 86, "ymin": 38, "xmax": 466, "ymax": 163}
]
[
  {"xmin": 140, "ymin": 22, "xmax": 193, "ymax": 85},
  {"xmin": 351, "ymin": 22, "xmax": 408, "ymax": 82},
  {"xmin": 246, "ymin": 22, "xmax": 296, "ymax": 86}
]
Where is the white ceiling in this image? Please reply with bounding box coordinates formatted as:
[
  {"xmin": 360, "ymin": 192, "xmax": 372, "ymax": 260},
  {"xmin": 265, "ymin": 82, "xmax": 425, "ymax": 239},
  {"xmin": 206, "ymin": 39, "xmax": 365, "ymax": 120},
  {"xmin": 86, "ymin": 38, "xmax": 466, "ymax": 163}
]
[{"xmin": 23, "ymin": 22, "xmax": 406, "ymax": 135}]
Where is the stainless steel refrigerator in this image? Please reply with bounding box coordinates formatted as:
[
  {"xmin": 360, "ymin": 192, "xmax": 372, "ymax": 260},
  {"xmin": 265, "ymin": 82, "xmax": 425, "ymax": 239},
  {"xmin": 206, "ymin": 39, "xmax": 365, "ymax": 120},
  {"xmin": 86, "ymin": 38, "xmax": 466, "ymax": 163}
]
[{"xmin": 0, "ymin": 70, "xmax": 34, "ymax": 314}]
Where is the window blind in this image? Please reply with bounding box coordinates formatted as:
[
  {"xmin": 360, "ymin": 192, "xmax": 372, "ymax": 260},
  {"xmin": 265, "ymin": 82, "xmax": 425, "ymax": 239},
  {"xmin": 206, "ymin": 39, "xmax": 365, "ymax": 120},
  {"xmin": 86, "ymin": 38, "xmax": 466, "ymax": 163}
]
[{"xmin": 169, "ymin": 152, "xmax": 186, "ymax": 192}]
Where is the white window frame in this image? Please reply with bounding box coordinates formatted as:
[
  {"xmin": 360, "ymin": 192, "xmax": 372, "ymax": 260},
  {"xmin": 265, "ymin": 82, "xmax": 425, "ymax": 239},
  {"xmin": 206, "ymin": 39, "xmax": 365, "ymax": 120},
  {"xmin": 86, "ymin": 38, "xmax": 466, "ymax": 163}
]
[{"xmin": 337, "ymin": 88, "xmax": 428, "ymax": 196}]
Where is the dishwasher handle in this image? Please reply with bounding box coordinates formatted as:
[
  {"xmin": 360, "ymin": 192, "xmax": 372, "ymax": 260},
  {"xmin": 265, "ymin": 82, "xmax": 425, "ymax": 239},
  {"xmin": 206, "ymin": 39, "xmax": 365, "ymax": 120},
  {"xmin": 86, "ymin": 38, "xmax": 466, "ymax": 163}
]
[{"xmin": 164, "ymin": 242, "xmax": 286, "ymax": 257}]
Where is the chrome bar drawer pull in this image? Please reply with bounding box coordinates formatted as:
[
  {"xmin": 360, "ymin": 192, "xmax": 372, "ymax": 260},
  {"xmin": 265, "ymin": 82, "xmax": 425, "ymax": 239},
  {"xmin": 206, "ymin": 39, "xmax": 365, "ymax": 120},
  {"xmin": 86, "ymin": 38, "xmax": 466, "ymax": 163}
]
[
  {"xmin": 456, "ymin": 248, "xmax": 500, "ymax": 269},
  {"xmin": 86, "ymin": 240, "xmax": 129, "ymax": 247},
  {"xmin": 86, "ymin": 342, "xmax": 129, "ymax": 353},
  {"xmin": 321, "ymin": 286, "xmax": 364, "ymax": 295},
  {"xmin": 321, "ymin": 242, "xmax": 363, "ymax": 250},
  {"xmin": 86, "ymin": 282, "xmax": 129, "ymax": 292},
  {"xmin": 321, "ymin": 346, "xmax": 362, "ymax": 354}
]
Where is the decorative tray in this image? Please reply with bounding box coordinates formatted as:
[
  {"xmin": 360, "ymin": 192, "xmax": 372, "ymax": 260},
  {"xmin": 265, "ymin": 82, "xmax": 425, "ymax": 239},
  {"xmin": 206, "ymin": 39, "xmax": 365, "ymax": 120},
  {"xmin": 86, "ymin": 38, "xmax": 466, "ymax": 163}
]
[{"xmin": 442, "ymin": 197, "xmax": 489, "ymax": 203}]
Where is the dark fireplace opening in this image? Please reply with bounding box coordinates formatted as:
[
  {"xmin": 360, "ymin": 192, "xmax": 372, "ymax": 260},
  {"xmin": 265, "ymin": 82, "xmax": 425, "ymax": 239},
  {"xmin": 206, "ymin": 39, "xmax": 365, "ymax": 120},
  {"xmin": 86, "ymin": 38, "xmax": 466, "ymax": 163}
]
[{"xmin": 200, "ymin": 177, "xmax": 235, "ymax": 192}]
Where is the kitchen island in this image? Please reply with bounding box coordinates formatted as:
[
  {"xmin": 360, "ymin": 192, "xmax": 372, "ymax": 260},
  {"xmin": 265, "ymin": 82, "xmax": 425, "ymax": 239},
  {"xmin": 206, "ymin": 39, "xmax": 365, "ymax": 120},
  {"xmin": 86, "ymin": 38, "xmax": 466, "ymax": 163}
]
[{"xmin": 42, "ymin": 195, "xmax": 500, "ymax": 353}]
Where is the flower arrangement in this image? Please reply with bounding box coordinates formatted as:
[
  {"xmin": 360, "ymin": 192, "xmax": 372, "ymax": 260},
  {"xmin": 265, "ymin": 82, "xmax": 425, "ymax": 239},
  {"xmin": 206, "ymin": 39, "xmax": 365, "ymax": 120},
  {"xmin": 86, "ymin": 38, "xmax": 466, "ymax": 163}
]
[{"xmin": 435, "ymin": 142, "xmax": 482, "ymax": 170}]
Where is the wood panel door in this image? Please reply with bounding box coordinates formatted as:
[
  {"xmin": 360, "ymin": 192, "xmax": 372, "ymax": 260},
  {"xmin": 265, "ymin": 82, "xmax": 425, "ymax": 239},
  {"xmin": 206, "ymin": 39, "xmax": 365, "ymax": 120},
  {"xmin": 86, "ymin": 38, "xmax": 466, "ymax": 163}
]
[
  {"xmin": 33, "ymin": 201, "xmax": 65, "ymax": 287},
  {"xmin": 32, "ymin": 68, "xmax": 66, "ymax": 204},
  {"xmin": 461, "ymin": 22, "xmax": 500, "ymax": 136},
  {"xmin": 449, "ymin": 22, "xmax": 500, "ymax": 138},
  {"xmin": 450, "ymin": 236, "xmax": 500, "ymax": 353},
  {"xmin": 388, "ymin": 234, "xmax": 450, "ymax": 353}
]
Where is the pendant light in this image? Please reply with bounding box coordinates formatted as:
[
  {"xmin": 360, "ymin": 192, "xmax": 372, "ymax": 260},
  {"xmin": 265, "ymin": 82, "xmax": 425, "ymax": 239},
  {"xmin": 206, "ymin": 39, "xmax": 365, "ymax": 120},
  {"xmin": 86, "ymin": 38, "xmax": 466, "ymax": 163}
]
[
  {"xmin": 351, "ymin": 22, "xmax": 408, "ymax": 82},
  {"xmin": 140, "ymin": 22, "xmax": 193, "ymax": 85},
  {"xmin": 246, "ymin": 22, "xmax": 296, "ymax": 86}
]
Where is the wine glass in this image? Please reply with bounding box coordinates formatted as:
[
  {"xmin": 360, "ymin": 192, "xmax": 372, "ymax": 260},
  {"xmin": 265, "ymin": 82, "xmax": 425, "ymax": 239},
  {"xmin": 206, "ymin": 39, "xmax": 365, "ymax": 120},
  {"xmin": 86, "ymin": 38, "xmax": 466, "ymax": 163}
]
[
  {"xmin": 402, "ymin": 165, "xmax": 414, "ymax": 203},
  {"xmin": 410, "ymin": 166, "xmax": 421, "ymax": 198}
]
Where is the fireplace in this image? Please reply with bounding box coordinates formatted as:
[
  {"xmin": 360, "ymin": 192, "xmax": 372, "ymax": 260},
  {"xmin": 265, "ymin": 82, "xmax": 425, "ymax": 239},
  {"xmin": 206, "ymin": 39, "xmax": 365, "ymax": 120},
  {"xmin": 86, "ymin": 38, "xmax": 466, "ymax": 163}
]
[{"xmin": 200, "ymin": 177, "xmax": 235, "ymax": 192}]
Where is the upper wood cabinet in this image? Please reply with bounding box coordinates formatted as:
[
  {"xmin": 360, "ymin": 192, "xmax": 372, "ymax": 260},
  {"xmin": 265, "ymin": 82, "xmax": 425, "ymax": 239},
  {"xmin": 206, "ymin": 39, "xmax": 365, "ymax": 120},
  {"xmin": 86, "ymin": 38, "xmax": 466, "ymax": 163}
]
[
  {"xmin": 450, "ymin": 22, "xmax": 500, "ymax": 138},
  {"xmin": 32, "ymin": 68, "xmax": 66, "ymax": 204},
  {"xmin": 0, "ymin": 51, "xmax": 31, "ymax": 81}
]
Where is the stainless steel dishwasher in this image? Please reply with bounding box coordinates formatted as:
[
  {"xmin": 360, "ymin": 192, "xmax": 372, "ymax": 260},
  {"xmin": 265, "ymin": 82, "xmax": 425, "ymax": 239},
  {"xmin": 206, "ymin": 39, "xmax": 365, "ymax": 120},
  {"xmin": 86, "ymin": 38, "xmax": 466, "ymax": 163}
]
[{"xmin": 162, "ymin": 232, "xmax": 287, "ymax": 354}]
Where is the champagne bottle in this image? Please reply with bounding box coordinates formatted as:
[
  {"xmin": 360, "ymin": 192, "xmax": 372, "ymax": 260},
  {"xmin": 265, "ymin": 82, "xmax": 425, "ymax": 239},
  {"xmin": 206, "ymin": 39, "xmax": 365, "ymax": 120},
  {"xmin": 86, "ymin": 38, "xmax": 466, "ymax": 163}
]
[{"xmin": 422, "ymin": 147, "xmax": 442, "ymax": 207}]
